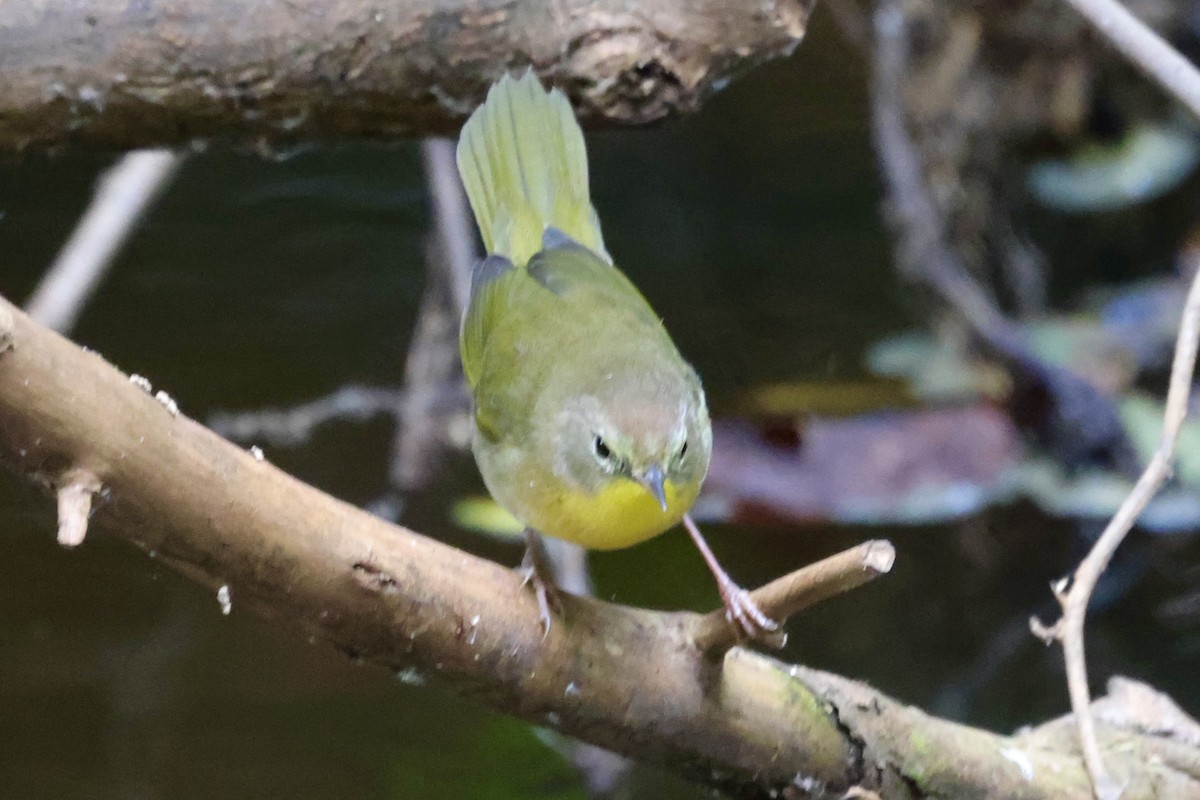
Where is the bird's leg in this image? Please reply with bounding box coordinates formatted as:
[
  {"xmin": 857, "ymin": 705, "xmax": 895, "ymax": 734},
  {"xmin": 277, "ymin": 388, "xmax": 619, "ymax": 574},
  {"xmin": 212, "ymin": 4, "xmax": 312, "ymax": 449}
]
[
  {"xmin": 682, "ymin": 513, "xmax": 780, "ymax": 643},
  {"xmin": 518, "ymin": 528, "xmax": 561, "ymax": 637}
]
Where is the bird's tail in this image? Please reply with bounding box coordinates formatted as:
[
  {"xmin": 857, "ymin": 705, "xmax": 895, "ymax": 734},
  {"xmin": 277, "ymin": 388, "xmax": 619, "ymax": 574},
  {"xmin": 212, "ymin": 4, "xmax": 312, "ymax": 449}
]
[{"xmin": 455, "ymin": 70, "xmax": 609, "ymax": 268}]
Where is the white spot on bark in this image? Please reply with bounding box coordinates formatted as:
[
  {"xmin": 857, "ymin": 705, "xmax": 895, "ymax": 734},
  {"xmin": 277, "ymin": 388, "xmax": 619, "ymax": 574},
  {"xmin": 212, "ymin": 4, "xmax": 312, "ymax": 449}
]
[
  {"xmin": 395, "ymin": 666, "xmax": 427, "ymax": 686},
  {"xmin": 155, "ymin": 390, "xmax": 179, "ymax": 416},
  {"xmin": 217, "ymin": 584, "xmax": 233, "ymax": 615},
  {"xmin": 1000, "ymin": 747, "xmax": 1034, "ymax": 781},
  {"xmin": 0, "ymin": 305, "xmax": 14, "ymax": 354}
]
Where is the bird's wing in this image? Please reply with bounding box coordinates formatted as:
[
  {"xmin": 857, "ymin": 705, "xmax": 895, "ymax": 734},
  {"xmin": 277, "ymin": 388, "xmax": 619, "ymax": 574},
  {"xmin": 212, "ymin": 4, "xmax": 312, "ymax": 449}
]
[
  {"xmin": 526, "ymin": 234, "xmax": 663, "ymax": 330},
  {"xmin": 460, "ymin": 254, "xmax": 517, "ymax": 390},
  {"xmin": 461, "ymin": 237, "xmax": 671, "ymax": 443}
]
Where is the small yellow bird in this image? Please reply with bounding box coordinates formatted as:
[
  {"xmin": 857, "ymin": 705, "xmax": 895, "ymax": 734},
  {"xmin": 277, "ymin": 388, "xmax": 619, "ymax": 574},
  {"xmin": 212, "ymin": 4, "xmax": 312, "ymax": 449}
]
[{"xmin": 456, "ymin": 71, "xmax": 775, "ymax": 640}]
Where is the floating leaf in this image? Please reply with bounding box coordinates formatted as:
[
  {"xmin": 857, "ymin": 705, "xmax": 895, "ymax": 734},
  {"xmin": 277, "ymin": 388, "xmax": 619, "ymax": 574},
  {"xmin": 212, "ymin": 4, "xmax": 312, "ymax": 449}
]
[
  {"xmin": 735, "ymin": 378, "xmax": 913, "ymax": 417},
  {"xmin": 704, "ymin": 406, "xmax": 1023, "ymax": 526},
  {"xmin": 1027, "ymin": 122, "xmax": 1200, "ymax": 214},
  {"xmin": 867, "ymin": 331, "xmax": 1009, "ymax": 402},
  {"xmin": 1119, "ymin": 393, "xmax": 1200, "ymax": 488}
]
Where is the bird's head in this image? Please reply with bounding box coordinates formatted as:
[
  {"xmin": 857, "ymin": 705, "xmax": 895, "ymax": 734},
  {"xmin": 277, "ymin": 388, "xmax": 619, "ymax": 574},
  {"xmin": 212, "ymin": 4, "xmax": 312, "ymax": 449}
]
[{"xmin": 549, "ymin": 363, "xmax": 712, "ymax": 512}]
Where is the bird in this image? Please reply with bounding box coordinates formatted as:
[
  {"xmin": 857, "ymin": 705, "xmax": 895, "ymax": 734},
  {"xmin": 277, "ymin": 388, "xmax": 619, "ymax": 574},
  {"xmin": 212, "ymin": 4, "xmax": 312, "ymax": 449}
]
[{"xmin": 455, "ymin": 69, "xmax": 776, "ymax": 642}]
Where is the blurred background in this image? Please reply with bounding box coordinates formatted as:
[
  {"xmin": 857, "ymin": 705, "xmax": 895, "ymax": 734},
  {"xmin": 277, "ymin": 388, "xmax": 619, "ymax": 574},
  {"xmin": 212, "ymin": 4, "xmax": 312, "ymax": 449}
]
[{"xmin": 2, "ymin": 5, "xmax": 1200, "ymax": 798}]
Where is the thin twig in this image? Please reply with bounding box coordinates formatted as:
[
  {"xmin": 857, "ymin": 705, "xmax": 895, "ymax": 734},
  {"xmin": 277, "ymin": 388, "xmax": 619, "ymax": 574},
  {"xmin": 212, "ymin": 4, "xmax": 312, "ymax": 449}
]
[
  {"xmin": 419, "ymin": 139, "xmax": 475, "ymax": 314},
  {"xmin": 1034, "ymin": 1, "xmax": 1200, "ymax": 796},
  {"xmin": 871, "ymin": 0, "xmax": 1137, "ymax": 482},
  {"xmin": 388, "ymin": 139, "xmax": 476, "ymax": 495},
  {"xmin": 388, "ymin": 273, "xmax": 463, "ymax": 492},
  {"xmin": 1033, "ymin": 267, "xmax": 1200, "ymax": 798},
  {"xmin": 24, "ymin": 149, "xmax": 182, "ymax": 333},
  {"xmin": 870, "ymin": 1, "xmax": 1057, "ymax": 360},
  {"xmin": 1059, "ymin": 0, "xmax": 1200, "ymax": 120},
  {"xmin": 209, "ymin": 385, "xmax": 406, "ymax": 446},
  {"xmin": 693, "ymin": 540, "xmax": 895, "ymax": 652}
]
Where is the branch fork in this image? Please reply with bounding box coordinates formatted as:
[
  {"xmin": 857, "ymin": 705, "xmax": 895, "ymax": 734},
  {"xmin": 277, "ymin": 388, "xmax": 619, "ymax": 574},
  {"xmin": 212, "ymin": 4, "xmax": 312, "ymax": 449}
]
[
  {"xmin": 1028, "ymin": 232, "xmax": 1200, "ymax": 800},
  {"xmin": 693, "ymin": 540, "xmax": 896, "ymax": 653}
]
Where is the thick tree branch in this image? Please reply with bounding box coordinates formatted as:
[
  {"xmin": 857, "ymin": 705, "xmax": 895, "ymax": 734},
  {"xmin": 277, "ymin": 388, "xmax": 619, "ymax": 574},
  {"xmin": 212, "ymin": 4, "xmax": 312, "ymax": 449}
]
[
  {"xmin": 0, "ymin": 293, "xmax": 1197, "ymax": 798},
  {"xmin": 0, "ymin": 291, "xmax": 851, "ymax": 795},
  {"xmin": 0, "ymin": 0, "xmax": 813, "ymax": 152}
]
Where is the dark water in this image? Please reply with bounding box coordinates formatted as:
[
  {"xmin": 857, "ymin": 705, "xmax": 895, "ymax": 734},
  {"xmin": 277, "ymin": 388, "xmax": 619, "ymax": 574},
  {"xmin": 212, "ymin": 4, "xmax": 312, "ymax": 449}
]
[{"xmin": 1, "ymin": 11, "xmax": 1198, "ymax": 799}]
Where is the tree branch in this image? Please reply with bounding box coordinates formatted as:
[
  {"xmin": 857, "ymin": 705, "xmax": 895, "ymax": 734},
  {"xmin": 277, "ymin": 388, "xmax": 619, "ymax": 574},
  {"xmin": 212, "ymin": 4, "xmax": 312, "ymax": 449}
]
[
  {"xmin": 24, "ymin": 149, "xmax": 182, "ymax": 332},
  {"xmin": 694, "ymin": 539, "xmax": 895, "ymax": 653},
  {"xmin": 1059, "ymin": 0, "xmax": 1200, "ymax": 119},
  {"xmin": 1027, "ymin": 2, "xmax": 1200, "ymax": 797},
  {"xmin": 1032, "ymin": 233, "xmax": 1200, "ymax": 800},
  {"xmin": 0, "ymin": 0, "xmax": 813, "ymax": 152},
  {"xmin": 0, "ymin": 290, "xmax": 848, "ymax": 794},
  {"xmin": 1, "ymin": 298, "xmax": 1198, "ymax": 797}
]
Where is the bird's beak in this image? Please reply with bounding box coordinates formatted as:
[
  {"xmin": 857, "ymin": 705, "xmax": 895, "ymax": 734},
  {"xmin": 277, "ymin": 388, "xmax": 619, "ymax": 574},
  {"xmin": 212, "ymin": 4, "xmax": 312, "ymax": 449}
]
[{"xmin": 638, "ymin": 464, "xmax": 669, "ymax": 512}]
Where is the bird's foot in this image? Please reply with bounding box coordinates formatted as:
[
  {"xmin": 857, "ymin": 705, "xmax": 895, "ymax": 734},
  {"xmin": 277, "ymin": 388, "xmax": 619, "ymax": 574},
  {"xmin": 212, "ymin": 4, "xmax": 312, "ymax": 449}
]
[
  {"xmin": 682, "ymin": 513, "xmax": 785, "ymax": 648},
  {"xmin": 716, "ymin": 574, "xmax": 784, "ymax": 648},
  {"xmin": 519, "ymin": 533, "xmax": 562, "ymax": 638}
]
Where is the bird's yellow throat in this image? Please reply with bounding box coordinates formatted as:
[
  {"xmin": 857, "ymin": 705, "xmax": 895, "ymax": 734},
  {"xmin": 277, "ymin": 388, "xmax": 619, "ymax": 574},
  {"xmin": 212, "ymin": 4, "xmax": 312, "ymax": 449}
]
[{"xmin": 532, "ymin": 476, "xmax": 698, "ymax": 551}]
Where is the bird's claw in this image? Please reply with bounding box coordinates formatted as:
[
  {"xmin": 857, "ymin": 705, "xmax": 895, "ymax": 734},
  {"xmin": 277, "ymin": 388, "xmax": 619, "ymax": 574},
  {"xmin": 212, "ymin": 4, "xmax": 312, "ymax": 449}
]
[
  {"xmin": 519, "ymin": 551, "xmax": 561, "ymax": 639},
  {"xmin": 720, "ymin": 580, "xmax": 784, "ymax": 648}
]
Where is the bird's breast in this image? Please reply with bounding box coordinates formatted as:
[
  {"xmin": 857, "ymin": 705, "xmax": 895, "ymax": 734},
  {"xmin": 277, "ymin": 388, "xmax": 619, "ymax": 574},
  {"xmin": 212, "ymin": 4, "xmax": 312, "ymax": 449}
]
[{"xmin": 530, "ymin": 476, "xmax": 697, "ymax": 550}]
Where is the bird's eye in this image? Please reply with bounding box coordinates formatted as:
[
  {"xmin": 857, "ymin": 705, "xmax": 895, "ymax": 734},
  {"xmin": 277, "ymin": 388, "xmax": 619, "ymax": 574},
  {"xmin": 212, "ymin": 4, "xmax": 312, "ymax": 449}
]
[
  {"xmin": 679, "ymin": 439, "xmax": 689, "ymax": 459},
  {"xmin": 593, "ymin": 436, "xmax": 612, "ymax": 460}
]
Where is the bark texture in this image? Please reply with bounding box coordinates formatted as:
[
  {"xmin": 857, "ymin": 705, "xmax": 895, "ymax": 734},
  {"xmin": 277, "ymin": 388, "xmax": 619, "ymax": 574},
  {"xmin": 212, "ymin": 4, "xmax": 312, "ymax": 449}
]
[{"xmin": 0, "ymin": 0, "xmax": 813, "ymax": 151}]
